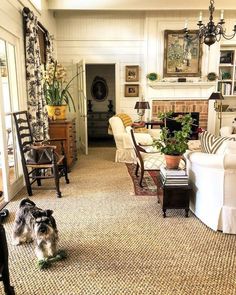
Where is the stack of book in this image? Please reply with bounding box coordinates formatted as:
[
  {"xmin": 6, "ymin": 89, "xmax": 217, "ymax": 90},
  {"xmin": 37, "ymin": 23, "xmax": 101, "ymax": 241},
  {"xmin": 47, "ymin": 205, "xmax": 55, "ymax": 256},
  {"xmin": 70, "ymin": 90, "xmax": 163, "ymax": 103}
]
[{"xmin": 160, "ymin": 165, "xmax": 189, "ymax": 186}]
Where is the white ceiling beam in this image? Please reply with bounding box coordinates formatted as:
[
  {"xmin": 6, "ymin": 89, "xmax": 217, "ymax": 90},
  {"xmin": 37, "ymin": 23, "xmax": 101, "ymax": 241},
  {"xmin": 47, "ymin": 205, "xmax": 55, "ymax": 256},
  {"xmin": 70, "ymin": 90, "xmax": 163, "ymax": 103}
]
[{"xmin": 48, "ymin": 0, "xmax": 236, "ymax": 11}]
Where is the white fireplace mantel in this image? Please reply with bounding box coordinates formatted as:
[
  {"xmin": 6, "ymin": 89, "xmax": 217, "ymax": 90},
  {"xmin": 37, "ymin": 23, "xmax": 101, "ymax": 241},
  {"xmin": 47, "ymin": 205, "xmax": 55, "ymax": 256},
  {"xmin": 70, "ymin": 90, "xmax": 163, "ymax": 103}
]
[{"xmin": 147, "ymin": 81, "xmax": 216, "ymax": 100}]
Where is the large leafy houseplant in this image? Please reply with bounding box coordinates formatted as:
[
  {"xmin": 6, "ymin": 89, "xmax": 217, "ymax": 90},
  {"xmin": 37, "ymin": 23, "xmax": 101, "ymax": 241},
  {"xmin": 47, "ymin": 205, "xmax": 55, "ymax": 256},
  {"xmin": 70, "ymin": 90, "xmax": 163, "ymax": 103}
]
[
  {"xmin": 43, "ymin": 60, "xmax": 76, "ymax": 111},
  {"xmin": 153, "ymin": 112, "xmax": 193, "ymax": 156}
]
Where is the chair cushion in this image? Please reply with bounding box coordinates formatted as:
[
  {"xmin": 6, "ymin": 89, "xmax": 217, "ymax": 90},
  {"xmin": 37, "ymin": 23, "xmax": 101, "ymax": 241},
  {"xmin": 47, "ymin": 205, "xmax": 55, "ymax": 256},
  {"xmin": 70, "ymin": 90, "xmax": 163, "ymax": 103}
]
[
  {"xmin": 200, "ymin": 131, "xmax": 235, "ymax": 154},
  {"xmin": 134, "ymin": 127, "xmax": 148, "ymax": 133},
  {"xmin": 140, "ymin": 152, "xmax": 165, "ymax": 170},
  {"xmin": 126, "ymin": 127, "xmax": 153, "ymax": 145}
]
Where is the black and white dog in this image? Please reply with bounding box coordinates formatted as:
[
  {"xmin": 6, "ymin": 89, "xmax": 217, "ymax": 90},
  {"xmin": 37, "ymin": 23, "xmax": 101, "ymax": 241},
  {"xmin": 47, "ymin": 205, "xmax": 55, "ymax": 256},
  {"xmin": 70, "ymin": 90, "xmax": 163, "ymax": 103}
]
[{"xmin": 12, "ymin": 198, "xmax": 58, "ymax": 260}]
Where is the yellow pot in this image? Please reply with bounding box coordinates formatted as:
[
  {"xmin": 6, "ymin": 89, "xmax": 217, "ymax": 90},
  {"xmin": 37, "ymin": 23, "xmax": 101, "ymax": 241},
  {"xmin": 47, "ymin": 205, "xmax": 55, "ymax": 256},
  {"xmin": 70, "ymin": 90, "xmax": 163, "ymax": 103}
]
[{"xmin": 46, "ymin": 105, "xmax": 67, "ymax": 120}]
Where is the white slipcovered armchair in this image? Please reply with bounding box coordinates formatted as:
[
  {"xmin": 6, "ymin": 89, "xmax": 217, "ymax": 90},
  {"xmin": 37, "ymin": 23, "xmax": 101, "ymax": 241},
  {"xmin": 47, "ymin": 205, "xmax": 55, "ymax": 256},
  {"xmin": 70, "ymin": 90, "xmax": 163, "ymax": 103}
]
[
  {"xmin": 185, "ymin": 142, "xmax": 236, "ymax": 234},
  {"xmin": 109, "ymin": 115, "xmax": 161, "ymax": 163}
]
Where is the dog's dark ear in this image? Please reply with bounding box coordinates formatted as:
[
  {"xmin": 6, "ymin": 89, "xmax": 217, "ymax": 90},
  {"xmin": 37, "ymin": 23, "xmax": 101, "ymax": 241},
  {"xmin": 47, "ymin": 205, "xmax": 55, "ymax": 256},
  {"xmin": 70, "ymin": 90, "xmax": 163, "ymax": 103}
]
[
  {"xmin": 20, "ymin": 198, "xmax": 36, "ymax": 208},
  {"xmin": 32, "ymin": 210, "xmax": 41, "ymax": 219},
  {"xmin": 46, "ymin": 209, "xmax": 53, "ymax": 217}
]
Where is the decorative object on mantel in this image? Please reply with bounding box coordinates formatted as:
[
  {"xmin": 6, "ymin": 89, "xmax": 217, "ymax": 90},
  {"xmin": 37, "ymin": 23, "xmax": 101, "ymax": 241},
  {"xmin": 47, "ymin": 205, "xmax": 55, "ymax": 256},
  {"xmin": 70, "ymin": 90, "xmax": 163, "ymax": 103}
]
[
  {"xmin": 153, "ymin": 112, "xmax": 193, "ymax": 169},
  {"xmin": 43, "ymin": 60, "xmax": 77, "ymax": 120},
  {"xmin": 134, "ymin": 101, "xmax": 150, "ymax": 122},
  {"xmin": 207, "ymin": 72, "xmax": 217, "ymax": 81},
  {"xmin": 126, "ymin": 65, "xmax": 139, "ymax": 82},
  {"xmin": 146, "ymin": 72, "xmax": 159, "ymax": 81},
  {"xmin": 209, "ymin": 92, "xmax": 224, "ymax": 129},
  {"xmin": 163, "ymin": 30, "xmax": 202, "ymax": 77},
  {"xmin": 184, "ymin": 0, "xmax": 236, "ymax": 47},
  {"xmin": 178, "ymin": 78, "xmax": 187, "ymax": 82}
]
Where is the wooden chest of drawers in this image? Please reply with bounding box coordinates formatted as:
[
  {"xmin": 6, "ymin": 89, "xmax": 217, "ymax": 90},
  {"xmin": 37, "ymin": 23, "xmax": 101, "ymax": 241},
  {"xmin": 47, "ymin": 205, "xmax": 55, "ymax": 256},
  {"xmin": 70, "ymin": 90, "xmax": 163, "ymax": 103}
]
[{"xmin": 49, "ymin": 119, "xmax": 77, "ymax": 169}]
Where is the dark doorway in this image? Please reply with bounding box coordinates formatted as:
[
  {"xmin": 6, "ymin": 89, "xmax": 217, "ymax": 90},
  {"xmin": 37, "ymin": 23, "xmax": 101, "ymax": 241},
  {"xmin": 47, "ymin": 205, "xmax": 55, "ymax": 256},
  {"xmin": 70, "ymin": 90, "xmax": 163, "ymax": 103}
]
[{"xmin": 86, "ymin": 64, "xmax": 116, "ymax": 147}]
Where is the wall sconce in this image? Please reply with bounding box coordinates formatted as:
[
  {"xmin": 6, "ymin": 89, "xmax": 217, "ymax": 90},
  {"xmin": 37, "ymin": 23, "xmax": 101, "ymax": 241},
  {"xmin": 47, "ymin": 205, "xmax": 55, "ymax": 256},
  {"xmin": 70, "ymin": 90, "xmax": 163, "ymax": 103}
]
[
  {"xmin": 134, "ymin": 101, "xmax": 150, "ymax": 122},
  {"xmin": 209, "ymin": 92, "xmax": 224, "ymax": 129}
]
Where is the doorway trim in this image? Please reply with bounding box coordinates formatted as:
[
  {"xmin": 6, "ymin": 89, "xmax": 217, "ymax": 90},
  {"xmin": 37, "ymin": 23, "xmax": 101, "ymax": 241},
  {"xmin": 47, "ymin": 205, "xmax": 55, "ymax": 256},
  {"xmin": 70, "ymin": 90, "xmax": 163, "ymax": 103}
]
[{"xmin": 0, "ymin": 28, "xmax": 25, "ymax": 202}]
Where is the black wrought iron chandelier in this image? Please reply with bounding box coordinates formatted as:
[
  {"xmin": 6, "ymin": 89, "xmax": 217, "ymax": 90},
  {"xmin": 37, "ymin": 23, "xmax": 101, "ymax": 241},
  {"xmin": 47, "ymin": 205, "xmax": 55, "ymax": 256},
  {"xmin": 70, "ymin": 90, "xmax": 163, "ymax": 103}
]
[{"xmin": 184, "ymin": 0, "xmax": 236, "ymax": 46}]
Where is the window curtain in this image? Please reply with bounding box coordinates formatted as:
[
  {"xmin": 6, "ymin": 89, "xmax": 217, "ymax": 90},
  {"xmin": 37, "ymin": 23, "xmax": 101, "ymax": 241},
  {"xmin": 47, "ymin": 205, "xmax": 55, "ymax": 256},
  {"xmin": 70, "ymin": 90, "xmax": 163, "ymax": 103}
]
[
  {"xmin": 23, "ymin": 7, "xmax": 49, "ymax": 140},
  {"xmin": 45, "ymin": 32, "xmax": 54, "ymax": 64}
]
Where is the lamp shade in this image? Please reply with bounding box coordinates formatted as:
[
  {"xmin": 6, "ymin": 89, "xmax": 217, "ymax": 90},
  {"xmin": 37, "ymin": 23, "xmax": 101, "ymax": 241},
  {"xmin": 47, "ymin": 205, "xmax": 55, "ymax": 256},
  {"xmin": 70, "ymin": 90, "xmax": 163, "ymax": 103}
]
[
  {"xmin": 208, "ymin": 92, "xmax": 224, "ymax": 100},
  {"xmin": 134, "ymin": 101, "xmax": 150, "ymax": 109}
]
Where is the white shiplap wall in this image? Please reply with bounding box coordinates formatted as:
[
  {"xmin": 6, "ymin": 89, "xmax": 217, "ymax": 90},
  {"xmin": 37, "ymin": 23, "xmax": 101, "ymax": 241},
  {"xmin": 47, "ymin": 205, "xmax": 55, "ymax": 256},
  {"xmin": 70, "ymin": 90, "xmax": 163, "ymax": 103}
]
[
  {"xmin": 55, "ymin": 10, "xmax": 236, "ymax": 120},
  {"xmin": 56, "ymin": 11, "xmax": 146, "ymax": 120}
]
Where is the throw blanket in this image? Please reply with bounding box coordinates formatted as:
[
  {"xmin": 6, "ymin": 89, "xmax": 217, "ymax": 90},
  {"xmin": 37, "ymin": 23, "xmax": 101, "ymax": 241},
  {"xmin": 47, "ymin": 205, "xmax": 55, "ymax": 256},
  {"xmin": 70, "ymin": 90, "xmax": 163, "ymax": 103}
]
[{"xmin": 108, "ymin": 113, "xmax": 148, "ymax": 135}]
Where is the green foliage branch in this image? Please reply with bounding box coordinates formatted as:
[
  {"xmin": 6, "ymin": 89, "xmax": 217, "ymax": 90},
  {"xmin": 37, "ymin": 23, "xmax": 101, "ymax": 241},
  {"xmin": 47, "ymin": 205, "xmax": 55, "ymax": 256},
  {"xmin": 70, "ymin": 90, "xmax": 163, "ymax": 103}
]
[{"xmin": 153, "ymin": 112, "xmax": 193, "ymax": 155}]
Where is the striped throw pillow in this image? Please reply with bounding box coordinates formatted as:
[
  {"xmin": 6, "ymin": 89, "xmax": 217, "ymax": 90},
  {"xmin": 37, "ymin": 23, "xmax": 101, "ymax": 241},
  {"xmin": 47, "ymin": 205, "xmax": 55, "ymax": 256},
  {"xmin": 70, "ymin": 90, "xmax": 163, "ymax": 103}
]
[{"xmin": 200, "ymin": 131, "xmax": 235, "ymax": 154}]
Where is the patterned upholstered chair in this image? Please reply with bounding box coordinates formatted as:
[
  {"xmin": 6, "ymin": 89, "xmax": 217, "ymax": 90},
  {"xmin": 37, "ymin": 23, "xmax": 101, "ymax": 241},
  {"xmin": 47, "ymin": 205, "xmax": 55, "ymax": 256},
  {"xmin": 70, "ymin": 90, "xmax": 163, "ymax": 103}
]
[
  {"xmin": 109, "ymin": 113, "xmax": 161, "ymax": 163},
  {"xmin": 130, "ymin": 129, "xmax": 164, "ymax": 187}
]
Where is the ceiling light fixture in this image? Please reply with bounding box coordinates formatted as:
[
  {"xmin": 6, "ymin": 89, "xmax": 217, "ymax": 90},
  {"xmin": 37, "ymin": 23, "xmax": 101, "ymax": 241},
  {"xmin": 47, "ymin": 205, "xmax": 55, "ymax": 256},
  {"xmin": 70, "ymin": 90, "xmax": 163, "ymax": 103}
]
[{"xmin": 184, "ymin": 0, "xmax": 236, "ymax": 47}]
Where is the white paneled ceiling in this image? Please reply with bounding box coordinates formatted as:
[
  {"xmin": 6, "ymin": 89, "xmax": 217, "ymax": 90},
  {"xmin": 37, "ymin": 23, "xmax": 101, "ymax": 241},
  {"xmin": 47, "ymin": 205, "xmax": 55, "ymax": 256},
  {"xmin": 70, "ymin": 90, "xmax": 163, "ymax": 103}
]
[{"xmin": 48, "ymin": 0, "xmax": 236, "ymax": 11}]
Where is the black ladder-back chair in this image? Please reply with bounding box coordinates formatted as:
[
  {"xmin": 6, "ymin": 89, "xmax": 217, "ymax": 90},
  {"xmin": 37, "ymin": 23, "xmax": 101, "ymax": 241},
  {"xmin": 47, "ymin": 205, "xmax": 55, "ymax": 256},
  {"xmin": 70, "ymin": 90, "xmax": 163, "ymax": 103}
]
[
  {"xmin": 13, "ymin": 111, "xmax": 69, "ymax": 198},
  {"xmin": 0, "ymin": 224, "xmax": 15, "ymax": 295}
]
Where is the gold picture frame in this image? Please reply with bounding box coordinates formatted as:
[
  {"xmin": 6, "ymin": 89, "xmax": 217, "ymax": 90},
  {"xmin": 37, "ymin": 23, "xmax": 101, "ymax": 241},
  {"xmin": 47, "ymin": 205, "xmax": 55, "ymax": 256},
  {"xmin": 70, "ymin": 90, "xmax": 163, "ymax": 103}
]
[
  {"xmin": 125, "ymin": 84, "xmax": 139, "ymax": 97},
  {"xmin": 163, "ymin": 30, "xmax": 202, "ymax": 77},
  {"xmin": 125, "ymin": 65, "xmax": 139, "ymax": 82}
]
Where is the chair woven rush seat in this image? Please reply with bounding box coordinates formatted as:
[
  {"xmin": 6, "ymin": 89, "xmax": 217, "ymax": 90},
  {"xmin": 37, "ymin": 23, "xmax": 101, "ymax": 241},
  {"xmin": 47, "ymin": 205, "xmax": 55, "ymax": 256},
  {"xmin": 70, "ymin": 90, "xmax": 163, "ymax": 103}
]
[{"xmin": 13, "ymin": 111, "xmax": 69, "ymax": 198}]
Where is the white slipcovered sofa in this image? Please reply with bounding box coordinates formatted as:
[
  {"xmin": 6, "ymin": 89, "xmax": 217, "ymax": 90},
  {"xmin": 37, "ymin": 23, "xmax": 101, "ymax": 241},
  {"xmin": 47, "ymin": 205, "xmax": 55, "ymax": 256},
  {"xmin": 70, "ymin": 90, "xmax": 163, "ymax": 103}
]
[
  {"xmin": 185, "ymin": 140, "xmax": 236, "ymax": 234},
  {"xmin": 109, "ymin": 116, "xmax": 161, "ymax": 163}
]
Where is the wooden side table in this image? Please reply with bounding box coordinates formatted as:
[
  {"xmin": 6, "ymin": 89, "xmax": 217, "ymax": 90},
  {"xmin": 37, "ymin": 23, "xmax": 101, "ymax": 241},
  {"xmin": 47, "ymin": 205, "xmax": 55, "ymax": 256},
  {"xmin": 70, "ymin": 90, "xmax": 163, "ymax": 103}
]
[
  {"xmin": 145, "ymin": 120, "xmax": 164, "ymax": 129},
  {"xmin": 157, "ymin": 179, "xmax": 192, "ymax": 218}
]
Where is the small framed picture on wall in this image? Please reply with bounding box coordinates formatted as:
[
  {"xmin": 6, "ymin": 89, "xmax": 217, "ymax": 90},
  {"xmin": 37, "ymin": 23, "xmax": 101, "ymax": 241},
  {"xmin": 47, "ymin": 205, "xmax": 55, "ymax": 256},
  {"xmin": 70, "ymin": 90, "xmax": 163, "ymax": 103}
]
[
  {"xmin": 125, "ymin": 65, "xmax": 139, "ymax": 82},
  {"xmin": 125, "ymin": 84, "xmax": 139, "ymax": 97}
]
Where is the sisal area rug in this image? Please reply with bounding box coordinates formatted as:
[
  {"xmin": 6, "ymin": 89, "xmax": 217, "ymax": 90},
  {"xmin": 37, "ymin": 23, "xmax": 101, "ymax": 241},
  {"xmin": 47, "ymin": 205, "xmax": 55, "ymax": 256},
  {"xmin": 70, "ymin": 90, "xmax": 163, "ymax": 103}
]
[
  {"xmin": 126, "ymin": 163, "xmax": 158, "ymax": 196},
  {"xmin": 1, "ymin": 148, "xmax": 236, "ymax": 295}
]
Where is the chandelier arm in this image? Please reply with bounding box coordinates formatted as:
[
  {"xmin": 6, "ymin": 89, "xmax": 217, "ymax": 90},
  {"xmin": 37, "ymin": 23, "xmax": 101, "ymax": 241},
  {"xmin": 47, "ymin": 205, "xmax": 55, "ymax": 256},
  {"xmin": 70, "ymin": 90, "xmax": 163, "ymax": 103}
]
[
  {"xmin": 183, "ymin": 0, "xmax": 236, "ymax": 47},
  {"xmin": 216, "ymin": 34, "xmax": 221, "ymax": 42},
  {"xmin": 198, "ymin": 25, "xmax": 206, "ymax": 38},
  {"xmin": 221, "ymin": 32, "xmax": 236, "ymax": 40}
]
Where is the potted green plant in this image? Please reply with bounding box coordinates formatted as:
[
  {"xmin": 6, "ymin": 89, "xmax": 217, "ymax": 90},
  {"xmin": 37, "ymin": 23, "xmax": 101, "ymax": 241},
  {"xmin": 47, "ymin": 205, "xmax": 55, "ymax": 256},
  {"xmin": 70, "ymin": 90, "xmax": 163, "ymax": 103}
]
[
  {"xmin": 207, "ymin": 72, "xmax": 217, "ymax": 81},
  {"xmin": 146, "ymin": 72, "xmax": 160, "ymax": 81},
  {"xmin": 43, "ymin": 60, "xmax": 77, "ymax": 120},
  {"xmin": 153, "ymin": 112, "xmax": 193, "ymax": 169}
]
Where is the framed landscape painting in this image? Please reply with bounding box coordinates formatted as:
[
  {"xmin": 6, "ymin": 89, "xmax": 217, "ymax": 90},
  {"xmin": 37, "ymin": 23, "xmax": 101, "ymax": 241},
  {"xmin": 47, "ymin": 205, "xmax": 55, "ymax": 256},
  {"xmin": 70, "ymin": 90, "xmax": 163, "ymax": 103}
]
[{"xmin": 163, "ymin": 30, "xmax": 202, "ymax": 77}]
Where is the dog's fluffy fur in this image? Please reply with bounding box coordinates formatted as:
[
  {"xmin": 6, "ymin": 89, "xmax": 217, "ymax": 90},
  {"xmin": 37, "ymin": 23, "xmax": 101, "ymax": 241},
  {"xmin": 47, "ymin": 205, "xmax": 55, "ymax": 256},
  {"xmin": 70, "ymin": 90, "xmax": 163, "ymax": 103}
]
[{"xmin": 12, "ymin": 198, "xmax": 58, "ymax": 260}]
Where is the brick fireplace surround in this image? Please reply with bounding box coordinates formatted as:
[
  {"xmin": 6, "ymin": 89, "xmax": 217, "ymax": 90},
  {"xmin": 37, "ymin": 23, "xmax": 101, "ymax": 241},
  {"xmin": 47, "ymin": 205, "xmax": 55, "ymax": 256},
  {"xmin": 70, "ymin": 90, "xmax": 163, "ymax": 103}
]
[{"xmin": 152, "ymin": 100, "xmax": 209, "ymax": 129}]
